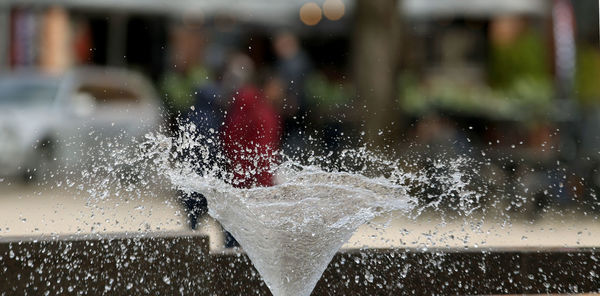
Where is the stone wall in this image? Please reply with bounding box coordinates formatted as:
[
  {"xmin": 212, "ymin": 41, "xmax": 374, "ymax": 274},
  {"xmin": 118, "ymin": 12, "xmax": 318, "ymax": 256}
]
[{"xmin": 0, "ymin": 234, "xmax": 598, "ymax": 295}]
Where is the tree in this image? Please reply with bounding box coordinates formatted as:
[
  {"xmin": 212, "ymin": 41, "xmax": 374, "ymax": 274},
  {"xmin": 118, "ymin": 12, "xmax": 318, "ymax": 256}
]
[{"xmin": 353, "ymin": 0, "xmax": 401, "ymax": 150}]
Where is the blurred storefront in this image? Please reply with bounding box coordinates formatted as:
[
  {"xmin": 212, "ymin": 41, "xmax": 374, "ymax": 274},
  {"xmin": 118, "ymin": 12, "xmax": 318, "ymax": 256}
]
[
  {"xmin": 0, "ymin": 0, "xmax": 551, "ymax": 76},
  {"xmin": 0, "ymin": 0, "xmax": 348, "ymax": 78},
  {"xmin": 0, "ymin": 0, "xmax": 595, "ymax": 129},
  {"xmin": 0, "ymin": 2, "xmax": 170, "ymax": 79}
]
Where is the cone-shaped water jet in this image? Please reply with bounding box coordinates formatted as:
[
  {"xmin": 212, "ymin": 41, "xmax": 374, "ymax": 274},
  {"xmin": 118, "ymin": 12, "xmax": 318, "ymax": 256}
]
[
  {"xmin": 200, "ymin": 171, "xmax": 415, "ymax": 296},
  {"xmin": 141, "ymin": 128, "xmax": 475, "ymax": 296}
]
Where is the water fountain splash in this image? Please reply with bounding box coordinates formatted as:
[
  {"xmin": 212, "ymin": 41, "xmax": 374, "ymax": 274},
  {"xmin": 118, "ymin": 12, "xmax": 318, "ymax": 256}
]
[
  {"xmin": 195, "ymin": 170, "xmax": 418, "ymax": 296},
  {"xmin": 131, "ymin": 123, "xmax": 482, "ymax": 296}
]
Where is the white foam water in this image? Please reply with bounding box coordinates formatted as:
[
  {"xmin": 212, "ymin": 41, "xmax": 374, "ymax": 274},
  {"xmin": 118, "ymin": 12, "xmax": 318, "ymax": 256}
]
[
  {"xmin": 187, "ymin": 169, "xmax": 415, "ymax": 296},
  {"xmin": 137, "ymin": 125, "xmax": 476, "ymax": 296}
]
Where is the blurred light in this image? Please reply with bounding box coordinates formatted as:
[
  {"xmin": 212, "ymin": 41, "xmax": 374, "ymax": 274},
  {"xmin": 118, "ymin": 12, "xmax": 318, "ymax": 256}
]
[
  {"xmin": 323, "ymin": 0, "xmax": 345, "ymax": 21},
  {"xmin": 300, "ymin": 2, "xmax": 322, "ymax": 26}
]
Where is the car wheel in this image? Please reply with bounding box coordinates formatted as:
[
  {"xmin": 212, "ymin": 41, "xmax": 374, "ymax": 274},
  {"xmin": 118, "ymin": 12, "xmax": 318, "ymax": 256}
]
[{"xmin": 23, "ymin": 138, "xmax": 56, "ymax": 183}]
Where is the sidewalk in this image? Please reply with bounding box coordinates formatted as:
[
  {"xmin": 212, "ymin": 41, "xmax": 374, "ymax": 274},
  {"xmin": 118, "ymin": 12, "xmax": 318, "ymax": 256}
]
[{"xmin": 0, "ymin": 184, "xmax": 598, "ymax": 251}]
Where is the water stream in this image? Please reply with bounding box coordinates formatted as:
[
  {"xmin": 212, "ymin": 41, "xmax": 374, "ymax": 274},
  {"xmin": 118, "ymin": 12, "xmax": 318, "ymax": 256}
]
[{"xmin": 130, "ymin": 124, "xmax": 479, "ymax": 296}]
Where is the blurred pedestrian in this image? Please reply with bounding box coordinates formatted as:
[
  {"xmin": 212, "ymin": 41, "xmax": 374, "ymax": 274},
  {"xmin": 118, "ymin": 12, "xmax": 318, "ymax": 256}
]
[
  {"xmin": 161, "ymin": 22, "xmax": 217, "ymax": 230},
  {"xmin": 161, "ymin": 22, "xmax": 211, "ymax": 129},
  {"xmin": 222, "ymin": 55, "xmax": 282, "ymax": 188},
  {"xmin": 221, "ymin": 54, "xmax": 282, "ymax": 247},
  {"xmin": 222, "ymin": 87, "xmax": 281, "ymax": 187},
  {"xmin": 181, "ymin": 82, "xmax": 224, "ymax": 230},
  {"xmin": 272, "ymin": 31, "xmax": 312, "ymax": 154}
]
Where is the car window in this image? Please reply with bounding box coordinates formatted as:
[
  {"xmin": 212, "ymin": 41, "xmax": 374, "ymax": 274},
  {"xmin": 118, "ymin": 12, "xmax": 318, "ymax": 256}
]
[
  {"xmin": 77, "ymin": 84, "xmax": 140, "ymax": 104},
  {"xmin": 0, "ymin": 78, "xmax": 59, "ymax": 106}
]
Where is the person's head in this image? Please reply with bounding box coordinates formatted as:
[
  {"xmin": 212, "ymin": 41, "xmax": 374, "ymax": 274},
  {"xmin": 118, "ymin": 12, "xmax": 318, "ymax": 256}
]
[
  {"xmin": 273, "ymin": 31, "xmax": 299, "ymax": 59},
  {"xmin": 222, "ymin": 53, "xmax": 256, "ymax": 94},
  {"xmin": 170, "ymin": 21, "xmax": 206, "ymax": 71},
  {"xmin": 260, "ymin": 70, "xmax": 285, "ymax": 108},
  {"xmin": 490, "ymin": 15, "xmax": 528, "ymax": 46}
]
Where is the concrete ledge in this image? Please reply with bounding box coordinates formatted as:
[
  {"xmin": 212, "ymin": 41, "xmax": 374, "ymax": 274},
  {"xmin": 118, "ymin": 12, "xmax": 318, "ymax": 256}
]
[
  {"xmin": 0, "ymin": 233, "xmax": 211, "ymax": 295},
  {"xmin": 1, "ymin": 234, "xmax": 598, "ymax": 295}
]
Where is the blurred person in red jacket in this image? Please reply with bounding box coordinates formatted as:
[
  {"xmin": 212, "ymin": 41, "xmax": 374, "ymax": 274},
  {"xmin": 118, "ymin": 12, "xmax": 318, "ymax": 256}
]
[
  {"xmin": 220, "ymin": 54, "xmax": 281, "ymax": 248},
  {"xmin": 221, "ymin": 54, "xmax": 282, "ymax": 188}
]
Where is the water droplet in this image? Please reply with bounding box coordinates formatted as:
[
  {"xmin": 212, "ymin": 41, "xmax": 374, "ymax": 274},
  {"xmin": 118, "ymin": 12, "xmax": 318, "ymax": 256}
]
[{"xmin": 365, "ymin": 271, "xmax": 374, "ymax": 283}]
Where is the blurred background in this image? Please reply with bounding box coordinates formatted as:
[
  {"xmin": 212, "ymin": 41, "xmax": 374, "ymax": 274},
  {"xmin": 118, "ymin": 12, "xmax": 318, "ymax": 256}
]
[{"xmin": 0, "ymin": 0, "xmax": 599, "ymax": 249}]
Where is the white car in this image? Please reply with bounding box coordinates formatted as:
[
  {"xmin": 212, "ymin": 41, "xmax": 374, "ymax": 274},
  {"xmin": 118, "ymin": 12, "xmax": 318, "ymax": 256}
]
[{"xmin": 0, "ymin": 67, "xmax": 163, "ymax": 180}]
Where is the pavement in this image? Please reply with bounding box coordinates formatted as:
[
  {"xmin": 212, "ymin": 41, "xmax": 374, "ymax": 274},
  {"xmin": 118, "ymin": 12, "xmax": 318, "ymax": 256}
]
[{"xmin": 0, "ymin": 183, "xmax": 598, "ymax": 252}]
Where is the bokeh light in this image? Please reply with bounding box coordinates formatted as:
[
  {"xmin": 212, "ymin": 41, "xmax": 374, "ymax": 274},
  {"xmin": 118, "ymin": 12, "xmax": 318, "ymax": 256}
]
[
  {"xmin": 323, "ymin": 0, "xmax": 345, "ymax": 21},
  {"xmin": 300, "ymin": 2, "xmax": 322, "ymax": 26}
]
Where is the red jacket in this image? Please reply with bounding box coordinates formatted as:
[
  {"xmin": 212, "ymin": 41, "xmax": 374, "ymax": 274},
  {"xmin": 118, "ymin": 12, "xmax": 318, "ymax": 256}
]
[{"xmin": 222, "ymin": 86, "xmax": 281, "ymax": 188}]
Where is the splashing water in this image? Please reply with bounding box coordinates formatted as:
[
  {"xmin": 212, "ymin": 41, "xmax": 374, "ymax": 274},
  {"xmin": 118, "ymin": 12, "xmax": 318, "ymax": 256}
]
[
  {"xmin": 197, "ymin": 171, "xmax": 415, "ymax": 296},
  {"xmin": 116, "ymin": 122, "xmax": 482, "ymax": 296}
]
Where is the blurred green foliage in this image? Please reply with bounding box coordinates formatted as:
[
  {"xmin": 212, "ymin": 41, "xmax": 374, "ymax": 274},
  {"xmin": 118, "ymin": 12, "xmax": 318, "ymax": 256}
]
[
  {"xmin": 306, "ymin": 72, "xmax": 354, "ymax": 112},
  {"xmin": 575, "ymin": 45, "xmax": 600, "ymax": 104},
  {"xmin": 489, "ymin": 29, "xmax": 551, "ymax": 90},
  {"xmin": 161, "ymin": 66, "xmax": 211, "ymax": 113},
  {"xmin": 399, "ymin": 73, "xmax": 552, "ymax": 121},
  {"xmin": 399, "ymin": 28, "xmax": 556, "ymax": 121}
]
